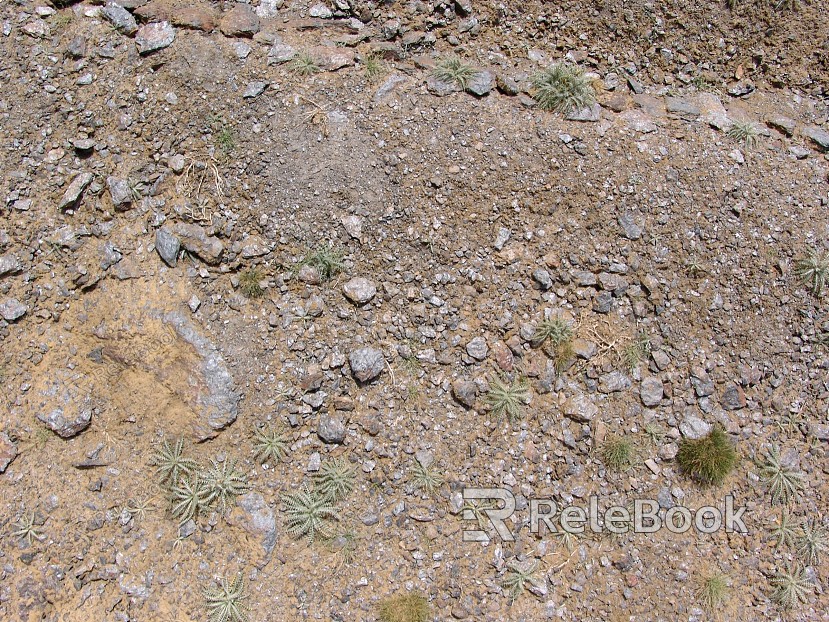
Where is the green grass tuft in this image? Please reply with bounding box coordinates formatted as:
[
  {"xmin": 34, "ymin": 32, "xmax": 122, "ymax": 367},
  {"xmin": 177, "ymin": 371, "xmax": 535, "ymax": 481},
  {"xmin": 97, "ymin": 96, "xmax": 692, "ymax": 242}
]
[
  {"xmin": 290, "ymin": 52, "xmax": 320, "ymax": 76},
  {"xmin": 410, "ymin": 460, "xmax": 444, "ymax": 496},
  {"xmin": 531, "ymin": 63, "xmax": 595, "ymax": 114},
  {"xmin": 697, "ymin": 572, "xmax": 730, "ymax": 611},
  {"xmin": 239, "ymin": 268, "xmax": 265, "ymax": 298},
  {"xmin": 432, "ymin": 56, "xmax": 479, "ymax": 90},
  {"xmin": 676, "ymin": 426, "xmax": 737, "ymax": 486},
  {"xmin": 362, "ymin": 52, "xmax": 386, "ymax": 81},
  {"xmin": 299, "ymin": 246, "xmax": 345, "ymax": 281},
  {"xmin": 377, "ymin": 593, "xmax": 430, "ymax": 622},
  {"xmin": 601, "ymin": 436, "xmax": 636, "ymax": 472}
]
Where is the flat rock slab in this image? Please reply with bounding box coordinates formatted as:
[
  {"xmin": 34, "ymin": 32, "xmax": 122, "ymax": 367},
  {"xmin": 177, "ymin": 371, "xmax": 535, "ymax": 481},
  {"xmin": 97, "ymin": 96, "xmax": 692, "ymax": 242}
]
[
  {"xmin": 155, "ymin": 227, "xmax": 180, "ymax": 267},
  {"xmin": 227, "ymin": 492, "xmax": 277, "ymax": 568},
  {"xmin": 427, "ymin": 76, "xmax": 459, "ymax": 97},
  {"xmin": 172, "ymin": 6, "xmax": 218, "ymax": 32},
  {"xmin": 58, "ymin": 172, "xmax": 93, "ymax": 211},
  {"xmin": 136, "ymin": 22, "xmax": 176, "ymax": 54},
  {"xmin": 803, "ymin": 126, "xmax": 829, "ymax": 151},
  {"xmin": 466, "ymin": 70, "xmax": 494, "ymax": 97}
]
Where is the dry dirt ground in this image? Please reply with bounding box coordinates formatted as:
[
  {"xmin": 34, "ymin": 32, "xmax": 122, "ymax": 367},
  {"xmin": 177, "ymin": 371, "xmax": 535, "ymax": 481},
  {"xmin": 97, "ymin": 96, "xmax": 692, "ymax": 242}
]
[{"xmin": 1, "ymin": 1, "xmax": 828, "ymax": 621}]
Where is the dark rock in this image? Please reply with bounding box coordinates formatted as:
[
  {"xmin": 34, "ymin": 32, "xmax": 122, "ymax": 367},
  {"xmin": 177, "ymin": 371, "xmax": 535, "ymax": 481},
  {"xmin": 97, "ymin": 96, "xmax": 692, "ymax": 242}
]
[
  {"xmin": 720, "ymin": 382, "xmax": 746, "ymax": 410},
  {"xmin": 452, "ymin": 380, "xmax": 477, "ymax": 408},
  {"xmin": 66, "ymin": 36, "xmax": 87, "ymax": 58},
  {"xmin": 466, "ymin": 70, "xmax": 494, "ymax": 97},
  {"xmin": 803, "ymin": 126, "xmax": 829, "ymax": 152},
  {"xmin": 101, "ymin": 2, "xmax": 138, "ymax": 35},
  {"xmin": 349, "ymin": 347, "xmax": 384, "ymax": 382},
  {"xmin": 155, "ymin": 227, "xmax": 180, "ymax": 267},
  {"xmin": 318, "ymin": 413, "xmax": 346, "ymax": 444}
]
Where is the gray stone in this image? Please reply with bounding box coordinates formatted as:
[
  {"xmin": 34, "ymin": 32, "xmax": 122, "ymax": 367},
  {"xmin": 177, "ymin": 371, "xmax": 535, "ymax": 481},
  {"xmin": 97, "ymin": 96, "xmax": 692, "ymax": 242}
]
[
  {"xmin": 680, "ymin": 415, "xmax": 711, "ymax": 440},
  {"xmin": 659, "ymin": 442, "xmax": 679, "ymax": 460},
  {"xmin": 466, "ymin": 336, "xmax": 488, "ymax": 361},
  {"xmin": 101, "ymin": 2, "xmax": 138, "ymax": 35},
  {"xmin": 572, "ymin": 270, "xmax": 597, "ymax": 286},
  {"xmin": 37, "ymin": 399, "xmax": 93, "ymax": 438},
  {"xmin": 239, "ymin": 236, "xmax": 268, "ymax": 258},
  {"xmin": 593, "ymin": 291, "xmax": 614, "ymax": 314},
  {"xmin": 107, "ymin": 177, "xmax": 133, "ymax": 209},
  {"xmin": 318, "ymin": 413, "xmax": 346, "ymax": 444},
  {"xmin": 268, "ymin": 43, "xmax": 296, "ymax": 64},
  {"xmin": 566, "ymin": 103, "xmax": 602, "ymax": 122},
  {"xmin": 562, "ymin": 392, "xmax": 598, "ymax": 422},
  {"xmin": 0, "ymin": 254, "xmax": 19, "ymax": 276},
  {"xmin": 342, "ymin": 277, "xmax": 376, "ymax": 304},
  {"xmin": 665, "ymin": 96, "xmax": 700, "ymax": 119},
  {"xmin": 720, "ymin": 382, "xmax": 746, "ymax": 410},
  {"xmin": 532, "ymin": 268, "xmax": 553, "ymax": 290},
  {"xmin": 455, "ymin": 0, "xmax": 472, "ymax": 15},
  {"xmin": 690, "ymin": 366, "xmax": 715, "ymax": 397},
  {"xmin": 155, "ymin": 227, "xmax": 180, "ymax": 267},
  {"xmin": 373, "ymin": 73, "xmax": 408, "ymax": 103},
  {"xmin": 640, "ymin": 377, "xmax": 664, "ymax": 406},
  {"xmin": 652, "ymin": 350, "xmax": 670, "ymax": 370},
  {"xmin": 312, "ymin": 46, "xmax": 355, "ymax": 71},
  {"xmin": 231, "ymin": 492, "xmax": 276, "ymax": 568},
  {"xmin": 309, "ymin": 3, "xmax": 333, "ymax": 18},
  {"xmin": 135, "ymin": 22, "xmax": 176, "ymax": 54},
  {"xmin": 171, "ymin": 223, "xmax": 224, "ymax": 265},
  {"xmin": 657, "ymin": 487, "xmax": 674, "ymax": 509},
  {"xmin": 307, "ymin": 452, "xmax": 321, "ymax": 471},
  {"xmin": 627, "ymin": 76, "xmax": 644, "ymax": 94},
  {"xmin": 803, "ymin": 126, "xmax": 829, "ymax": 151},
  {"xmin": 243, "ymin": 81, "xmax": 268, "ymax": 98},
  {"xmin": 618, "ymin": 213, "xmax": 643, "ymax": 240},
  {"xmin": 415, "ymin": 449, "xmax": 434, "ymax": 469},
  {"xmin": 99, "ymin": 241, "xmax": 122, "ymax": 270},
  {"xmin": 58, "ymin": 172, "xmax": 93, "ymax": 211},
  {"xmin": 67, "ymin": 35, "xmax": 87, "ymax": 58},
  {"xmin": 256, "ymin": 0, "xmax": 284, "ymax": 18},
  {"xmin": 494, "ymin": 227, "xmax": 510, "ymax": 250},
  {"xmin": 811, "ymin": 423, "xmax": 829, "ymax": 441},
  {"xmin": 599, "ymin": 371, "xmax": 631, "ymax": 393},
  {"xmin": 496, "ymin": 73, "xmax": 520, "ymax": 96},
  {"xmin": 466, "ymin": 70, "xmax": 494, "ymax": 97},
  {"xmin": 452, "ymin": 379, "xmax": 477, "ymax": 408},
  {"xmin": 789, "ymin": 146, "xmax": 810, "ymax": 160},
  {"xmin": 169, "ymin": 154, "xmax": 186, "ymax": 174},
  {"xmin": 349, "ymin": 347, "xmax": 384, "ymax": 382},
  {"xmin": 72, "ymin": 138, "xmax": 95, "ymax": 153},
  {"xmin": 426, "ymin": 75, "xmax": 459, "ymax": 97},
  {"xmin": 619, "ymin": 110, "xmax": 657, "ymax": 133},
  {"xmin": 766, "ymin": 115, "xmax": 796, "ymax": 137},
  {"xmin": 0, "ymin": 298, "xmax": 27, "ymax": 321},
  {"xmin": 571, "ymin": 338, "xmax": 597, "ymax": 360},
  {"xmin": 0, "ymin": 432, "xmax": 17, "ymax": 473}
]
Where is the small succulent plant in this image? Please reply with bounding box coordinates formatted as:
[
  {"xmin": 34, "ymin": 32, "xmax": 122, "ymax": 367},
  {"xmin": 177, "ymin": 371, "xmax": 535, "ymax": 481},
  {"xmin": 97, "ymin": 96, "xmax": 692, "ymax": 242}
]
[
  {"xmin": 290, "ymin": 52, "xmax": 320, "ymax": 76},
  {"xmin": 253, "ymin": 424, "xmax": 289, "ymax": 464},
  {"xmin": 282, "ymin": 483, "xmax": 337, "ymax": 542},
  {"xmin": 796, "ymin": 517, "xmax": 828, "ymax": 565},
  {"xmin": 314, "ymin": 457, "xmax": 356, "ymax": 502},
  {"xmin": 484, "ymin": 375, "xmax": 530, "ymax": 422},
  {"xmin": 151, "ymin": 438, "xmax": 197, "ymax": 486},
  {"xmin": 12, "ymin": 512, "xmax": 45, "ymax": 545},
  {"xmin": 794, "ymin": 247, "xmax": 829, "ymax": 297},
  {"xmin": 203, "ymin": 459, "xmax": 250, "ymax": 514},
  {"xmin": 203, "ymin": 573, "xmax": 250, "ymax": 622},
  {"xmin": 759, "ymin": 445, "xmax": 804, "ymax": 504},
  {"xmin": 769, "ymin": 564, "xmax": 813, "ymax": 609},
  {"xmin": 431, "ymin": 56, "xmax": 478, "ymax": 90},
  {"xmin": 300, "ymin": 246, "xmax": 345, "ymax": 280},
  {"xmin": 531, "ymin": 63, "xmax": 595, "ymax": 115},
  {"xmin": 170, "ymin": 476, "xmax": 210, "ymax": 524},
  {"xmin": 531, "ymin": 317, "xmax": 573, "ymax": 348},
  {"xmin": 727, "ymin": 120, "xmax": 760, "ymax": 149},
  {"xmin": 410, "ymin": 460, "xmax": 444, "ymax": 495},
  {"xmin": 501, "ymin": 560, "xmax": 539, "ymax": 603},
  {"xmin": 770, "ymin": 509, "xmax": 797, "ymax": 550}
]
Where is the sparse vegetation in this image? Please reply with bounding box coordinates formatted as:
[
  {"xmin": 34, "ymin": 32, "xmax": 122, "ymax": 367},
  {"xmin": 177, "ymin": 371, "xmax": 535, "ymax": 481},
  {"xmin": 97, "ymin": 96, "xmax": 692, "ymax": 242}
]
[
  {"xmin": 759, "ymin": 445, "xmax": 805, "ymax": 504},
  {"xmin": 727, "ymin": 120, "xmax": 760, "ymax": 149},
  {"xmin": 410, "ymin": 460, "xmax": 444, "ymax": 495},
  {"xmin": 377, "ymin": 593, "xmax": 430, "ymax": 622},
  {"xmin": 203, "ymin": 459, "xmax": 250, "ymax": 514},
  {"xmin": 501, "ymin": 560, "xmax": 539, "ymax": 602},
  {"xmin": 531, "ymin": 63, "xmax": 595, "ymax": 115},
  {"xmin": 794, "ymin": 247, "xmax": 829, "ymax": 296},
  {"xmin": 697, "ymin": 572, "xmax": 730, "ymax": 611},
  {"xmin": 622, "ymin": 332, "xmax": 651, "ymax": 370},
  {"xmin": 484, "ymin": 375, "xmax": 530, "ymax": 422},
  {"xmin": 215, "ymin": 125, "xmax": 235, "ymax": 155},
  {"xmin": 769, "ymin": 564, "xmax": 813, "ymax": 609},
  {"xmin": 601, "ymin": 436, "xmax": 636, "ymax": 472},
  {"xmin": 676, "ymin": 426, "xmax": 737, "ymax": 486},
  {"xmin": 532, "ymin": 317, "xmax": 573, "ymax": 348},
  {"xmin": 203, "ymin": 574, "xmax": 250, "ymax": 622},
  {"xmin": 432, "ymin": 56, "xmax": 478, "ymax": 90},
  {"xmin": 796, "ymin": 517, "xmax": 828, "ymax": 565},
  {"xmin": 362, "ymin": 52, "xmax": 386, "ymax": 81},
  {"xmin": 770, "ymin": 509, "xmax": 797, "ymax": 550},
  {"xmin": 290, "ymin": 52, "xmax": 320, "ymax": 76},
  {"xmin": 151, "ymin": 438, "xmax": 197, "ymax": 486},
  {"xmin": 282, "ymin": 483, "xmax": 336, "ymax": 542},
  {"xmin": 12, "ymin": 512, "xmax": 44, "ymax": 545},
  {"xmin": 170, "ymin": 476, "xmax": 210, "ymax": 524},
  {"xmin": 299, "ymin": 246, "xmax": 345, "ymax": 281},
  {"xmin": 314, "ymin": 457, "xmax": 356, "ymax": 502},
  {"xmin": 253, "ymin": 424, "xmax": 289, "ymax": 464},
  {"xmin": 238, "ymin": 268, "xmax": 265, "ymax": 298}
]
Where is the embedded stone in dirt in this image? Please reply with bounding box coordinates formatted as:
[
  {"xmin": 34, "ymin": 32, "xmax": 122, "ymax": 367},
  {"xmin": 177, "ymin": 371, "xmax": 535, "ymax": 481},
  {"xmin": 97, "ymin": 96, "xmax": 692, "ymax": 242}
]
[
  {"xmin": 101, "ymin": 2, "xmax": 138, "ymax": 35},
  {"xmin": 318, "ymin": 413, "xmax": 346, "ymax": 444},
  {"xmin": 452, "ymin": 380, "xmax": 477, "ymax": 408},
  {"xmin": 342, "ymin": 277, "xmax": 376, "ymax": 304},
  {"xmin": 58, "ymin": 172, "xmax": 93, "ymax": 211},
  {"xmin": 227, "ymin": 492, "xmax": 277, "ymax": 568},
  {"xmin": 0, "ymin": 298, "xmax": 27, "ymax": 321},
  {"xmin": 171, "ymin": 223, "xmax": 224, "ymax": 265},
  {"xmin": 562, "ymin": 392, "xmax": 598, "ymax": 422},
  {"xmin": 0, "ymin": 432, "xmax": 18, "ymax": 473},
  {"xmin": 155, "ymin": 227, "xmax": 180, "ymax": 267},
  {"xmin": 349, "ymin": 347, "xmax": 384, "ymax": 382},
  {"xmin": 640, "ymin": 376, "xmax": 664, "ymax": 406},
  {"xmin": 135, "ymin": 22, "xmax": 176, "ymax": 55},
  {"xmin": 34, "ymin": 377, "xmax": 94, "ymax": 438},
  {"xmin": 220, "ymin": 5, "xmax": 260, "ymax": 38}
]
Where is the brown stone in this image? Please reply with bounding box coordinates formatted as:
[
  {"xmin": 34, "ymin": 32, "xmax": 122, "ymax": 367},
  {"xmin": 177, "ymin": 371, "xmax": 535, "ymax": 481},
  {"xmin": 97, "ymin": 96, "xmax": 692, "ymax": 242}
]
[
  {"xmin": 220, "ymin": 5, "xmax": 260, "ymax": 37},
  {"xmin": 172, "ymin": 6, "xmax": 218, "ymax": 32}
]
